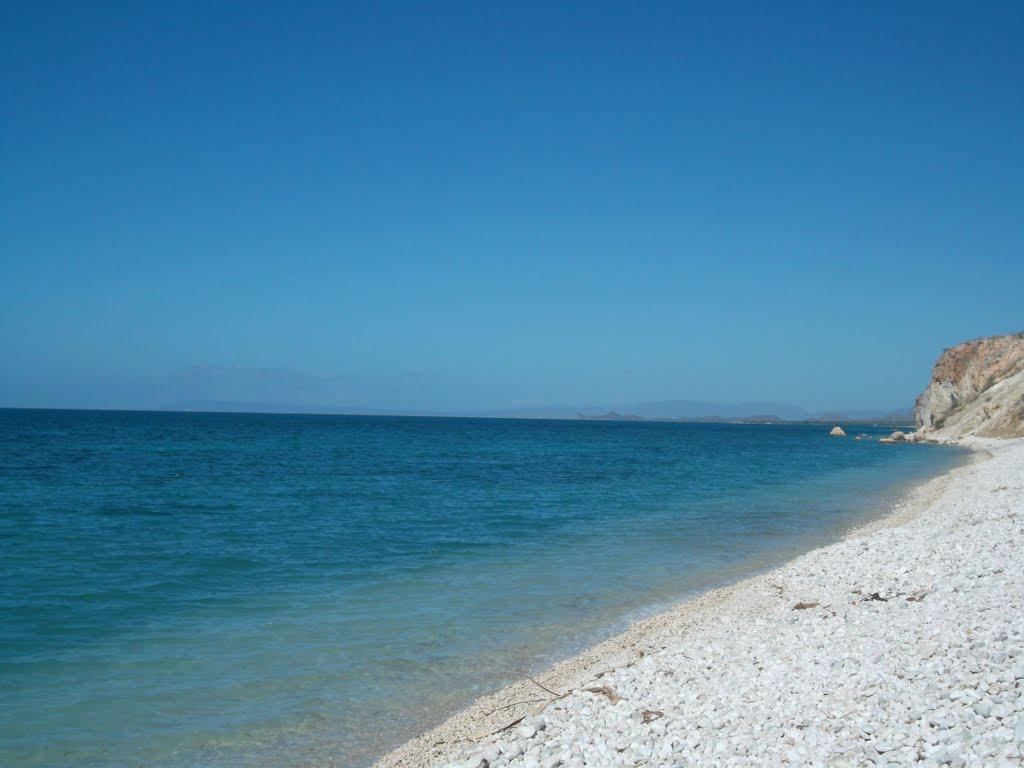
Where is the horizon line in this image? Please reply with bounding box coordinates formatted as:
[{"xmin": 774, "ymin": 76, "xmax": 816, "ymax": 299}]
[{"xmin": 0, "ymin": 404, "xmax": 915, "ymax": 426}]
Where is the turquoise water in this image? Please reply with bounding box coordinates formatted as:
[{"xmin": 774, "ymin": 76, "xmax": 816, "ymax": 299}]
[{"xmin": 0, "ymin": 410, "xmax": 965, "ymax": 767}]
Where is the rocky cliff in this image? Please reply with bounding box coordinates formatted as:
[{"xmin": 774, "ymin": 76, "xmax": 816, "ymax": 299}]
[{"xmin": 915, "ymin": 332, "xmax": 1024, "ymax": 440}]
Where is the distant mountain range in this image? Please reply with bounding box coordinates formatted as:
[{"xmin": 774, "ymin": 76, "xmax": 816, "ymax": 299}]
[
  {"xmin": 475, "ymin": 400, "xmax": 912, "ymax": 424},
  {"xmin": 165, "ymin": 398, "xmax": 912, "ymax": 424},
  {"xmin": 593, "ymin": 400, "xmax": 812, "ymax": 420}
]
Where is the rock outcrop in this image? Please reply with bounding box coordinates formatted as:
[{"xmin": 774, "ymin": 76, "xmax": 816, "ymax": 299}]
[
  {"xmin": 879, "ymin": 430, "xmax": 907, "ymax": 444},
  {"xmin": 829, "ymin": 426, "xmax": 846, "ymax": 436},
  {"xmin": 915, "ymin": 332, "xmax": 1024, "ymax": 439}
]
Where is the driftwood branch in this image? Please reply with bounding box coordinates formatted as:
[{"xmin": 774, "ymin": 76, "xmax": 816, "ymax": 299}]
[
  {"xmin": 484, "ymin": 715, "xmax": 526, "ymax": 737},
  {"xmin": 526, "ymin": 675, "xmax": 563, "ymax": 698},
  {"xmin": 478, "ymin": 661, "xmax": 643, "ymax": 742},
  {"xmin": 483, "ymin": 698, "xmax": 547, "ymax": 716}
]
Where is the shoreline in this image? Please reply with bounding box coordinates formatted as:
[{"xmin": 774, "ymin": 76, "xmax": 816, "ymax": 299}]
[{"xmin": 374, "ymin": 438, "xmax": 1020, "ymax": 768}]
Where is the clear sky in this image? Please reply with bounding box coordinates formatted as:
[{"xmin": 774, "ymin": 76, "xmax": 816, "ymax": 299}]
[{"xmin": 2, "ymin": 2, "xmax": 1022, "ymax": 415}]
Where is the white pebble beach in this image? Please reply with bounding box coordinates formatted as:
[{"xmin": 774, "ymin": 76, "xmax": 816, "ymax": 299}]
[{"xmin": 376, "ymin": 437, "xmax": 1024, "ymax": 768}]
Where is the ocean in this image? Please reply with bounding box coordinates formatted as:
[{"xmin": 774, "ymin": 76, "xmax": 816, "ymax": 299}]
[{"xmin": 0, "ymin": 409, "xmax": 966, "ymax": 767}]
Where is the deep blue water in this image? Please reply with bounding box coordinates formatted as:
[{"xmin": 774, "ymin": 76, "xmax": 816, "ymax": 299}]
[{"xmin": 0, "ymin": 409, "xmax": 965, "ymax": 767}]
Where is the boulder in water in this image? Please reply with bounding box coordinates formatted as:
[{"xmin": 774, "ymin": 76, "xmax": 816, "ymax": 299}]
[{"xmin": 829, "ymin": 426, "xmax": 846, "ymax": 437}]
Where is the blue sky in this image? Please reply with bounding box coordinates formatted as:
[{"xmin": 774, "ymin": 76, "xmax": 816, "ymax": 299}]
[{"xmin": 2, "ymin": 1, "xmax": 1022, "ymax": 414}]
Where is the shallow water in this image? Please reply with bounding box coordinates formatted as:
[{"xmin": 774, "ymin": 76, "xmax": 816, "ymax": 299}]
[{"xmin": 0, "ymin": 410, "xmax": 966, "ymax": 767}]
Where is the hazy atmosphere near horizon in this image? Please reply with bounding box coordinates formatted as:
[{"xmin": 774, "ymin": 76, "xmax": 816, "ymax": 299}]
[{"xmin": 2, "ymin": 2, "xmax": 1022, "ymax": 416}]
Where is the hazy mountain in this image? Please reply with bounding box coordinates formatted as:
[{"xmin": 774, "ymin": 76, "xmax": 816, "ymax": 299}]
[
  {"xmin": 623, "ymin": 400, "xmax": 811, "ymax": 420},
  {"xmin": 164, "ymin": 399, "xmax": 912, "ymax": 424}
]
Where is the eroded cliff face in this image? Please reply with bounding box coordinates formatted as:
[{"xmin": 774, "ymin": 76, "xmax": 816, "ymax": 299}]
[{"xmin": 915, "ymin": 332, "xmax": 1024, "ymax": 439}]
